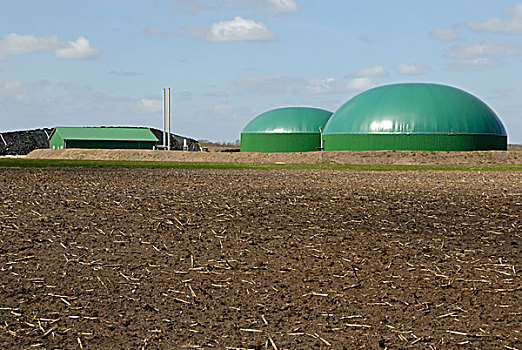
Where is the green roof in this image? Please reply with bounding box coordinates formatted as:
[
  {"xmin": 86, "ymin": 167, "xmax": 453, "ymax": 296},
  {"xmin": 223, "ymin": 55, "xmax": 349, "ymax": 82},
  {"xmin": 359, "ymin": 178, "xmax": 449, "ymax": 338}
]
[
  {"xmin": 242, "ymin": 107, "xmax": 333, "ymax": 134},
  {"xmin": 52, "ymin": 127, "xmax": 159, "ymax": 142},
  {"xmin": 324, "ymin": 83, "xmax": 507, "ymax": 136}
]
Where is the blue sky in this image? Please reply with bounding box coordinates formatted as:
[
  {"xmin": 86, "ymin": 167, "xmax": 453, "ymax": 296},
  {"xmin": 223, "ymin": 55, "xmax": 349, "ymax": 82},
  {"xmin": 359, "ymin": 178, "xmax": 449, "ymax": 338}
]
[{"xmin": 1, "ymin": 0, "xmax": 521, "ymax": 143}]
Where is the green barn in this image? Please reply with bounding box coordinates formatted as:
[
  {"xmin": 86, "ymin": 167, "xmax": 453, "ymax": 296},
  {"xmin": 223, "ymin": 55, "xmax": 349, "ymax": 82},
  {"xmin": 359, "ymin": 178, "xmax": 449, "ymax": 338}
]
[
  {"xmin": 49, "ymin": 127, "xmax": 159, "ymax": 150},
  {"xmin": 241, "ymin": 107, "xmax": 333, "ymax": 153},
  {"xmin": 323, "ymin": 83, "xmax": 507, "ymax": 151}
]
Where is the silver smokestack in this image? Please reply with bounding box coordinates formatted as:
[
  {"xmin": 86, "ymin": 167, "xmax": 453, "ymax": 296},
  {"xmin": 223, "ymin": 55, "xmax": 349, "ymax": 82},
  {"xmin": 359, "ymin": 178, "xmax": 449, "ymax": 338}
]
[
  {"xmin": 167, "ymin": 87, "xmax": 171, "ymax": 151},
  {"xmin": 162, "ymin": 88, "xmax": 166, "ymax": 148}
]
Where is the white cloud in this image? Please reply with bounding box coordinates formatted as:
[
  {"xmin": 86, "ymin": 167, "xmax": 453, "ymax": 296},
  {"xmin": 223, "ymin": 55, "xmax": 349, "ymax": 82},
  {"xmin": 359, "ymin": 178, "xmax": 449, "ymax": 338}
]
[
  {"xmin": 447, "ymin": 58, "xmax": 499, "ymax": 71},
  {"xmin": 445, "ymin": 40, "xmax": 519, "ymax": 71},
  {"xmin": 468, "ymin": 3, "xmax": 522, "ymax": 34},
  {"xmin": 430, "ymin": 28, "xmax": 460, "ymax": 42},
  {"xmin": 304, "ymin": 76, "xmax": 376, "ymax": 94},
  {"xmin": 235, "ymin": 73, "xmax": 367, "ymax": 95},
  {"xmin": 0, "ymin": 33, "xmax": 100, "ymax": 61},
  {"xmin": 0, "ymin": 79, "xmax": 132, "ymax": 130},
  {"xmin": 0, "ymin": 77, "xmax": 29, "ymax": 102},
  {"xmin": 446, "ymin": 40, "xmax": 519, "ymax": 59},
  {"xmin": 234, "ymin": 66, "xmax": 385, "ymax": 97},
  {"xmin": 235, "ymin": 73, "xmax": 338, "ymax": 95},
  {"xmin": 190, "ymin": 16, "xmax": 276, "ymax": 42},
  {"xmin": 0, "ymin": 33, "xmax": 60, "ymax": 60},
  {"xmin": 395, "ymin": 63, "xmax": 427, "ymax": 76},
  {"xmin": 137, "ymin": 98, "xmax": 163, "ymax": 115},
  {"xmin": 302, "ymin": 78, "xmax": 337, "ymax": 95},
  {"xmin": 55, "ymin": 37, "xmax": 100, "ymax": 60},
  {"xmin": 329, "ymin": 65, "xmax": 387, "ymax": 93},
  {"xmin": 355, "ymin": 65, "xmax": 388, "ymax": 78},
  {"xmin": 346, "ymin": 77, "xmax": 375, "ymax": 92},
  {"xmin": 306, "ymin": 77, "xmax": 376, "ymax": 94},
  {"xmin": 0, "ymin": 78, "xmax": 172, "ymax": 131},
  {"xmin": 213, "ymin": 103, "xmax": 235, "ymax": 115},
  {"xmin": 267, "ymin": 0, "xmax": 298, "ymax": 14}
]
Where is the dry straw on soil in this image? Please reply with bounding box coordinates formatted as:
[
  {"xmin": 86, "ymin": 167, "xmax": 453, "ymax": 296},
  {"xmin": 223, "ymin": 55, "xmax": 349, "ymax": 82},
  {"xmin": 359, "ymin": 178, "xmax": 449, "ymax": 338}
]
[
  {"xmin": 27, "ymin": 148, "xmax": 522, "ymax": 166},
  {"xmin": 0, "ymin": 168, "xmax": 520, "ymax": 349}
]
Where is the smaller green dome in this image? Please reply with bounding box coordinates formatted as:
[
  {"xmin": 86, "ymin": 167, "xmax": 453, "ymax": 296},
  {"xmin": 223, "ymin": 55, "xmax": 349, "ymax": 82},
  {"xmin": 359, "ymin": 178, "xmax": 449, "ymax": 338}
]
[
  {"xmin": 241, "ymin": 107, "xmax": 333, "ymax": 153},
  {"xmin": 242, "ymin": 107, "xmax": 333, "ymax": 134}
]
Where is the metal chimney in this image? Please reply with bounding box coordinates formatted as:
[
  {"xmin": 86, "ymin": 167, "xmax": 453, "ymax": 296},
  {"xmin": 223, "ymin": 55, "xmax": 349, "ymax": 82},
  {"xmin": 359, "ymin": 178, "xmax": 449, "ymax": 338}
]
[
  {"xmin": 167, "ymin": 87, "xmax": 171, "ymax": 151},
  {"xmin": 162, "ymin": 88, "xmax": 166, "ymax": 148}
]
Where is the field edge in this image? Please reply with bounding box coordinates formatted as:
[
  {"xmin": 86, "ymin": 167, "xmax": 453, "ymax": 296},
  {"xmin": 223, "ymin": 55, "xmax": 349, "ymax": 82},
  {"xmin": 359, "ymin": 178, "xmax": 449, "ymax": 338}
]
[{"xmin": 1, "ymin": 157, "xmax": 521, "ymax": 172}]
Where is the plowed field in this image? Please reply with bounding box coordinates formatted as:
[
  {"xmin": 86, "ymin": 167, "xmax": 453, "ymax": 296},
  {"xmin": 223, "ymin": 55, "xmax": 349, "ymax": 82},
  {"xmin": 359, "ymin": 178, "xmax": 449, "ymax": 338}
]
[{"xmin": 1, "ymin": 169, "xmax": 520, "ymax": 349}]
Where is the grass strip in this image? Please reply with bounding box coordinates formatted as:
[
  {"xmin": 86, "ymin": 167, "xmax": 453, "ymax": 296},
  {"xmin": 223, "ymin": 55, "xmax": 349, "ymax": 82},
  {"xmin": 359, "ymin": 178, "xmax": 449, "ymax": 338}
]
[{"xmin": 0, "ymin": 158, "xmax": 521, "ymax": 171}]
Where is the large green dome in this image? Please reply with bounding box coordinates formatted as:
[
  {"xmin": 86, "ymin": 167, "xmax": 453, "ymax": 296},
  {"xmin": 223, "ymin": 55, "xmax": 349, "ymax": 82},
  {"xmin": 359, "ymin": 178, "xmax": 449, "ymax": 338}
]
[
  {"xmin": 323, "ymin": 83, "xmax": 507, "ymax": 151},
  {"xmin": 241, "ymin": 107, "xmax": 333, "ymax": 153}
]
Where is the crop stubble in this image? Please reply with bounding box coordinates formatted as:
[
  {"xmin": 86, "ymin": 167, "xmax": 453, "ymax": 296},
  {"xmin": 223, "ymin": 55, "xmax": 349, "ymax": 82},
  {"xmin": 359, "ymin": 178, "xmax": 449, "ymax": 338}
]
[{"xmin": 0, "ymin": 169, "xmax": 520, "ymax": 349}]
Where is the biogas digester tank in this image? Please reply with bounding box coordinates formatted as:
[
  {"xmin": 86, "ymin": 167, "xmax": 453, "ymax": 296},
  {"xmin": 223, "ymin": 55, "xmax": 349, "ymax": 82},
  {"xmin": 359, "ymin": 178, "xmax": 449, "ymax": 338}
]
[
  {"xmin": 323, "ymin": 83, "xmax": 507, "ymax": 151},
  {"xmin": 241, "ymin": 107, "xmax": 333, "ymax": 153}
]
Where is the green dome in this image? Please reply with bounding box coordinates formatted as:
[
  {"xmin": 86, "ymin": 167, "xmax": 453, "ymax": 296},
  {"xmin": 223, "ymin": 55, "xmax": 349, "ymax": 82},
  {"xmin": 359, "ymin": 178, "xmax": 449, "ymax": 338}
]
[
  {"xmin": 242, "ymin": 107, "xmax": 332, "ymax": 134},
  {"xmin": 324, "ymin": 83, "xmax": 506, "ymax": 135},
  {"xmin": 241, "ymin": 107, "xmax": 333, "ymax": 153},
  {"xmin": 323, "ymin": 83, "xmax": 507, "ymax": 151}
]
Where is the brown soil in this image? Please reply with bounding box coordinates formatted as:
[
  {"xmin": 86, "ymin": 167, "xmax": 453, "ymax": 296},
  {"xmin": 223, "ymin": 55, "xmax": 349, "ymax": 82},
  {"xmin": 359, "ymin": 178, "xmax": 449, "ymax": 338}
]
[
  {"xmin": 0, "ymin": 169, "xmax": 520, "ymax": 349},
  {"xmin": 27, "ymin": 148, "xmax": 522, "ymax": 166}
]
